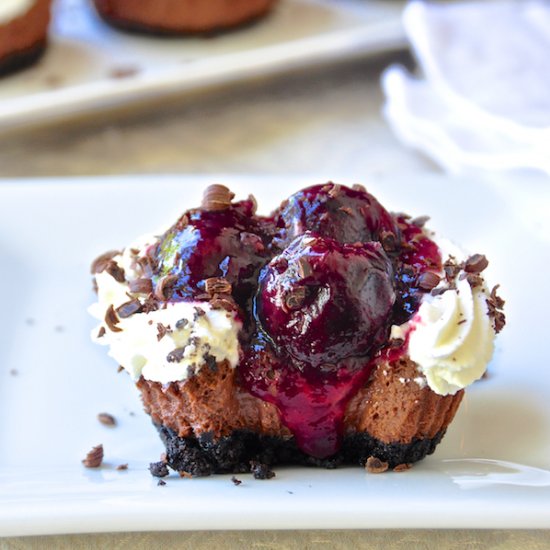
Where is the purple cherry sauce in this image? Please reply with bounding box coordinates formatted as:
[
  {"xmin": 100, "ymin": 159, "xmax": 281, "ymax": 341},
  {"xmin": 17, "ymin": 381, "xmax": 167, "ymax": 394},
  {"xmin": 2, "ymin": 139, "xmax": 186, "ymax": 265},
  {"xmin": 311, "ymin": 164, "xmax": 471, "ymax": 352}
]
[{"xmin": 154, "ymin": 183, "xmax": 442, "ymax": 459}]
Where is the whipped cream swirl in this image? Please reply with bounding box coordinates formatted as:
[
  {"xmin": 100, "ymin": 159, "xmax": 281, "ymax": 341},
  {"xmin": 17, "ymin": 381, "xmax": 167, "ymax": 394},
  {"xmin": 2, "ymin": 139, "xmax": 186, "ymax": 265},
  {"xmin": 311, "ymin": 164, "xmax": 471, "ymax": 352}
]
[
  {"xmin": 89, "ymin": 236, "xmax": 241, "ymax": 385},
  {"xmin": 407, "ymin": 274, "xmax": 496, "ymax": 396}
]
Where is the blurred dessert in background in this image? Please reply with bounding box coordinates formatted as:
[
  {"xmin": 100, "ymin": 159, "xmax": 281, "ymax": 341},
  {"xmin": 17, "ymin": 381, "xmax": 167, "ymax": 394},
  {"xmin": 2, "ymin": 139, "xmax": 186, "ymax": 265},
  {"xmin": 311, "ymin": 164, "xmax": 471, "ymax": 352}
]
[
  {"xmin": 0, "ymin": 0, "xmax": 52, "ymax": 76},
  {"xmin": 92, "ymin": 0, "xmax": 279, "ymax": 35}
]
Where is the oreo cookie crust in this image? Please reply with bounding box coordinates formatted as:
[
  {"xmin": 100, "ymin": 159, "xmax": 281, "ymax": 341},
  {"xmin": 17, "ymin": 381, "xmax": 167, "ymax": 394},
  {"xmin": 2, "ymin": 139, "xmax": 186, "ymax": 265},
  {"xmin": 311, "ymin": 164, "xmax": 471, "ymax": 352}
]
[{"xmin": 157, "ymin": 424, "xmax": 446, "ymax": 476}]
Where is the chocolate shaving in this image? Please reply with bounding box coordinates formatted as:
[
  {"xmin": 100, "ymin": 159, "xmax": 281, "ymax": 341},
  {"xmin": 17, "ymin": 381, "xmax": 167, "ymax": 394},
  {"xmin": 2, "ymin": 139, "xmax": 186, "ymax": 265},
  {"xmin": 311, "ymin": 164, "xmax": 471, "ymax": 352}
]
[
  {"xmin": 486, "ymin": 285, "xmax": 506, "ymax": 333},
  {"xmin": 156, "ymin": 323, "xmax": 172, "ymax": 341},
  {"xmin": 416, "ymin": 271, "xmax": 441, "ymax": 291},
  {"xmin": 116, "ymin": 299, "xmax": 142, "ymax": 319},
  {"xmin": 465, "ymin": 272, "xmax": 484, "ymax": 288},
  {"xmin": 250, "ymin": 461, "xmax": 276, "ymax": 480},
  {"xmin": 210, "ymin": 297, "xmax": 237, "ymax": 312},
  {"xmin": 393, "ymin": 463, "xmax": 412, "ymax": 472},
  {"xmin": 154, "ymin": 274, "xmax": 178, "ymax": 301},
  {"xmin": 117, "ymin": 365, "xmax": 124, "ymax": 373},
  {"xmin": 149, "ymin": 461, "xmax": 169, "ymax": 478},
  {"xmin": 443, "ymin": 257, "xmax": 461, "ymax": 283},
  {"xmin": 129, "ymin": 278, "xmax": 153, "ymax": 294},
  {"xmin": 464, "ymin": 254, "xmax": 489, "ymax": 273},
  {"xmin": 105, "ymin": 305, "xmax": 122, "ymax": 333},
  {"xmin": 91, "ymin": 250, "xmax": 120, "ymax": 274},
  {"xmin": 82, "ymin": 444, "xmax": 104, "ymax": 468},
  {"xmin": 201, "ymin": 184, "xmax": 235, "ymax": 211},
  {"xmin": 167, "ymin": 347, "xmax": 186, "ymax": 363},
  {"xmin": 136, "ymin": 256, "xmax": 154, "ymax": 278},
  {"xmin": 105, "ymin": 260, "xmax": 126, "ymax": 283},
  {"xmin": 231, "ymin": 476, "xmax": 242, "ymax": 486},
  {"xmin": 284, "ymin": 287, "xmax": 306, "ymax": 311},
  {"xmin": 158, "ymin": 479, "xmax": 166, "ymax": 486},
  {"xmin": 193, "ymin": 306, "xmax": 206, "ymax": 320},
  {"xmin": 327, "ymin": 184, "xmax": 342, "ymax": 198},
  {"xmin": 97, "ymin": 413, "xmax": 116, "ymax": 426},
  {"xmin": 365, "ymin": 456, "xmax": 389, "ymax": 473},
  {"xmin": 116, "ymin": 464, "xmax": 128, "ymax": 471},
  {"xmin": 175, "ymin": 318, "xmax": 189, "ymax": 330},
  {"xmin": 204, "ymin": 277, "xmax": 232, "ymax": 296},
  {"xmin": 97, "ymin": 326, "xmax": 106, "ymax": 338}
]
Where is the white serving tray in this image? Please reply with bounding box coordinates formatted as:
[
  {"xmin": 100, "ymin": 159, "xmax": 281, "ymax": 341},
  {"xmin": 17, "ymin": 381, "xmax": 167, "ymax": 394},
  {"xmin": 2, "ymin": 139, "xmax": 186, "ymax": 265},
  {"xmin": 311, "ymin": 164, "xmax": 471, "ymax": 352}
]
[
  {"xmin": 0, "ymin": 0, "xmax": 406, "ymax": 129},
  {"xmin": 0, "ymin": 174, "xmax": 549, "ymax": 536}
]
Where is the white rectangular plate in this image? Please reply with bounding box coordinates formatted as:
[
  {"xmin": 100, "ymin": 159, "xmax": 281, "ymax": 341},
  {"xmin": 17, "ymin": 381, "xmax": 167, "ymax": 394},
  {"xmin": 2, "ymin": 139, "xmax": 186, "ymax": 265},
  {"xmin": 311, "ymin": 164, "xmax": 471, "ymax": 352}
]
[
  {"xmin": 0, "ymin": 0, "xmax": 405, "ymax": 129},
  {"xmin": 0, "ymin": 174, "xmax": 549, "ymax": 536}
]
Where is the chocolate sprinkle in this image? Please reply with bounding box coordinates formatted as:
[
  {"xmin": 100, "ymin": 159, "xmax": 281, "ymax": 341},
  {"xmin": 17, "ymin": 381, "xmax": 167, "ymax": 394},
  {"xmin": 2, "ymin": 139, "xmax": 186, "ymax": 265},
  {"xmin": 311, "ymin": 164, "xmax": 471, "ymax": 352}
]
[
  {"xmin": 175, "ymin": 318, "xmax": 189, "ymax": 330},
  {"xmin": 105, "ymin": 305, "xmax": 123, "ymax": 333},
  {"xmin": 167, "ymin": 347, "xmax": 186, "ymax": 363},
  {"xmin": 149, "ymin": 461, "xmax": 170, "ymax": 478},
  {"xmin": 116, "ymin": 299, "xmax": 142, "ymax": 319},
  {"xmin": 365, "ymin": 456, "xmax": 389, "ymax": 473},
  {"xmin": 91, "ymin": 250, "xmax": 120, "ymax": 274},
  {"xmin": 82, "ymin": 444, "xmax": 104, "ymax": 468},
  {"xmin": 464, "ymin": 254, "xmax": 489, "ymax": 274},
  {"xmin": 416, "ymin": 271, "xmax": 441, "ymax": 291},
  {"xmin": 104, "ymin": 260, "xmax": 126, "ymax": 283},
  {"xmin": 231, "ymin": 476, "xmax": 242, "ymax": 486},
  {"xmin": 157, "ymin": 323, "xmax": 172, "ymax": 341},
  {"xmin": 204, "ymin": 277, "xmax": 232, "ymax": 296},
  {"xmin": 154, "ymin": 274, "xmax": 178, "ymax": 301},
  {"xmin": 486, "ymin": 285, "xmax": 506, "ymax": 334},
  {"xmin": 201, "ymin": 184, "xmax": 235, "ymax": 212},
  {"xmin": 97, "ymin": 413, "xmax": 116, "ymax": 426},
  {"xmin": 129, "ymin": 278, "xmax": 153, "ymax": 294}
]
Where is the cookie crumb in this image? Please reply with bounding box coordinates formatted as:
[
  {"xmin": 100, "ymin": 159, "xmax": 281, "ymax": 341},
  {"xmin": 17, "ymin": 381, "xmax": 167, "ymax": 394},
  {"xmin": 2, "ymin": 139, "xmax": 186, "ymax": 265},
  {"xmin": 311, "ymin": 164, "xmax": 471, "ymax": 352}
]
[
  {"xmin": 250, "ymin": 461, "xmax": 276, "ymax": 480},
  {"xmin": 82, "ymin": 444, "xmax": 104, "ymax": 468},
  {"xmin": 97, "ymin": 413, "xmax": 116, "ymax": 426},
  {"xmin": 365, "ymin": 456, "xmax": 389, "ymax": 474},
  {"xmin": 393, "ymin": 463, "xmax": 412, "ymax": 473},
  {"xmin": 149, "ymin": 461, "xmax": 169, "ymax": 478}
]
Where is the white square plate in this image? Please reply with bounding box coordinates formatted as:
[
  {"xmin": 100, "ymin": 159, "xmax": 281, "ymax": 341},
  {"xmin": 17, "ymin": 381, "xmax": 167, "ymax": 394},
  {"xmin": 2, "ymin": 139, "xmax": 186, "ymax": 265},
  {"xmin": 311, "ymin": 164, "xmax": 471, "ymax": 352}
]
[
  {"xmin": 0, "ymin": 0, "xmax": 405, "ymax": 129},
  {"xmin": 0, "ymin": 174, "xmax": 549, "ymax": 536}
]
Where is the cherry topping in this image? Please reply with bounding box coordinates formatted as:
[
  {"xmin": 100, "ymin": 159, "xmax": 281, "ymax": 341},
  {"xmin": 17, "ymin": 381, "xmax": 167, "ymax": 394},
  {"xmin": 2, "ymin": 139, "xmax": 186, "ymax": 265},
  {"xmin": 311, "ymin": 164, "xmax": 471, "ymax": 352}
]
[
  {"xmin": 153, "ymin": 188, "xmax": 272, "ymax": 308},
  {"xmin": 257, "ymin": 233, "xmax": 395, "ymax": 366},
  {"xmin": 275, "ymin": 183, "xmax": 400, "ymax": 250}
]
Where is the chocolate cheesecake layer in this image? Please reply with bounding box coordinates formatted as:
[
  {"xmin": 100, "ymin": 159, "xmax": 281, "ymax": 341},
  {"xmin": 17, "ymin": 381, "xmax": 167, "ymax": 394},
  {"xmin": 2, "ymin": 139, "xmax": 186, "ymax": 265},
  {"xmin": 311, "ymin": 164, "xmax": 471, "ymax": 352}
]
[
  {"xmin": 0, "ymin": 0, "xmax": 51, "ymax": 76},
  {"xmin": 92, "ymin": 0, "xmax": 277, "ymax": 35},
  {"xmin": 158, "ymin": 424, "xmax": 447, "ymax": 475},
  {"xmin": 137, "ymin": 356, "xmax": 463, "ymax": 466}
]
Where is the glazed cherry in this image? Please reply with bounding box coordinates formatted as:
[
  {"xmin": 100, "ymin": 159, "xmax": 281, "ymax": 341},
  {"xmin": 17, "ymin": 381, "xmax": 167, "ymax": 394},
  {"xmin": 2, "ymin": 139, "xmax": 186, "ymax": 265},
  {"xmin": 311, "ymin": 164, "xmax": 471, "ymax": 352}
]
[
  {"xmin": 257, "ymin": 233, "xmax": 395, "ymax": 366},
  {"xmin": 275, "ymin": 183, "xmax": 400, "ymax": 250},
  {"xmin": 154, "ymin": 194, "xmax": 273, "ymax": 307}
]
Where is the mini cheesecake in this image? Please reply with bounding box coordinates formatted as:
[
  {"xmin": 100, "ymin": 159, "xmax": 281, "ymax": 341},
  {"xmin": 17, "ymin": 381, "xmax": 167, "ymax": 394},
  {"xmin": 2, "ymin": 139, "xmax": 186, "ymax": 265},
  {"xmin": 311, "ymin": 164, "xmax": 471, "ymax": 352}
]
[
  {"xmin": 90, "ymin": 183, "xmax": 505, "ymax": 476},
  {"xmin": 0, "ymin": 0, "xmax": 52, "ymax": 76},
  {"xmin": 92, "ymin": 0, "xmax": 278, "ymax": 35}
]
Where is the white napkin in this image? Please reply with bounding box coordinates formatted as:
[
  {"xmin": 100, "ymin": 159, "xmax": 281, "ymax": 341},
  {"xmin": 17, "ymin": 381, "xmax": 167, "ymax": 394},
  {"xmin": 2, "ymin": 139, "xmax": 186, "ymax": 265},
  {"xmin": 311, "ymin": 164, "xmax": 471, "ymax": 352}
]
[{"xmin": 382, "ymin": 0, "xmax": 550, "ymax": 175}]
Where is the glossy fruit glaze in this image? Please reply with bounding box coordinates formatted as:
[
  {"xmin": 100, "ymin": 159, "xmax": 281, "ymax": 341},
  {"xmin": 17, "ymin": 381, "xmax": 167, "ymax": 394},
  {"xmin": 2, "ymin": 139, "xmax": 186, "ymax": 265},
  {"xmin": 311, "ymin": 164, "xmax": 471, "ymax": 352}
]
[{"xmin": 152, "ymin": 183, "xmax": 442, "ymax": 458}]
